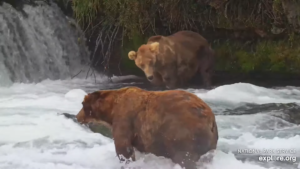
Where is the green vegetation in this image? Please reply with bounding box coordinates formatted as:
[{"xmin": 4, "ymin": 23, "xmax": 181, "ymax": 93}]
[
  {"xmin": 120, "ymin": 32, "xmax": 147, "ymax": 75},
  {"xmin": 55, "ymin": 0, "xmax": 300, "ymax": 76},
  {"xmin": 214, "ymin": 38, "xmax": 300, "ymax": 73}
]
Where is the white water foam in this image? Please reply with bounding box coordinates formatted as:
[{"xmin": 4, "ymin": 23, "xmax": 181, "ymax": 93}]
[{"xmin": 0, "ymin": 77, "xmax": 299, "ymax": 169}]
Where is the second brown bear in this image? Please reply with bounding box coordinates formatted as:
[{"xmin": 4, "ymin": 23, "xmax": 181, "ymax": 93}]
[{"xmin": 128, "ymin": 30, "xmax": 215, "ymax": 89}]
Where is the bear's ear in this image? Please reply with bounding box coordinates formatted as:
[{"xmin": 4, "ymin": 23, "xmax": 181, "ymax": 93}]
[
  {"xmin": 128, "ymin": 51, "xmax": 137, "ymax": 60},
  {"xmin": 149, "ymin": 42, "xmax": 159, "ymax": 54}
]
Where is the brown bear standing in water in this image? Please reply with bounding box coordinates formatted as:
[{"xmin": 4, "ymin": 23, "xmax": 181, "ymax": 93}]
[
  {"xmin": 76, "ymin": 86, "xmax": 218, "ymax": 169},
  {"xmin": 128, "ymin": 30, "xmax": 215, "ymax": 89}
]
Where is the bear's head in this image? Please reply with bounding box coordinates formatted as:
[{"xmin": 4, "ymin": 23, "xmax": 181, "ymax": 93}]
[
  {"xmin": 76, "ymin": 91, "xmax": 114, "ymax": 125},
  {"xmin": 128, "ymin": 42, "xmax": 160, "ymax": 82}
]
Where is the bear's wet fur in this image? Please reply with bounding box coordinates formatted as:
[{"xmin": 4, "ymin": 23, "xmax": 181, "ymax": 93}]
[{"xmin": 76, "ymin": 86, "xmax": 218, "ymax": 169}]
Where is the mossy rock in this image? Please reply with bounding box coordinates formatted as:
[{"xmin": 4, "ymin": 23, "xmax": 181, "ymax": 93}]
[
  {"xmin": 65, "ymin": 0, "xmax": 300, "ymax": 77},
  {"xmin": 63, "ymin": 0, "xmax": 300, "ymax": 78}
]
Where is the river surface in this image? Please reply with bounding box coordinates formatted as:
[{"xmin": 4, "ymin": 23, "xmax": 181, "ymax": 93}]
[
  {"xmin": 0, "ymin": 74, "xmax": 299, "ymax": 169},
  {"xmin": 0, "ymin": 2, "xmax": 299, "ymax": 169}
]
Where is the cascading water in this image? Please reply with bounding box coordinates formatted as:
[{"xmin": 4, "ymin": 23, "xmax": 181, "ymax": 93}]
[{"xmin": 0, "ymin": 1, "xmax": 90, "ymax": 86}]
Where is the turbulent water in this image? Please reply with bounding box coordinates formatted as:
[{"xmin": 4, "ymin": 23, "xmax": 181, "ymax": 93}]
[
  {"xmin": 0, "ymin": 73, "xmax": 299, "ymax": 169},
  {"xmin": 0, "ymin": 2, "xmax": 89, "ymax": 86},
  {"xmin": 1, "ymin": 1, "xmax": 300, "ymax": 169}
]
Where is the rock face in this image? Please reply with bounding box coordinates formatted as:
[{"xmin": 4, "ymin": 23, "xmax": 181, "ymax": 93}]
[{"xmin": 60, "ymin": 113, "xmax": 113, "ymax": 138}]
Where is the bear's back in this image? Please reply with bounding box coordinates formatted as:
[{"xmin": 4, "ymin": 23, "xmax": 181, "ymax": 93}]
[
  {"xmin": 132, "ymin": 89, "xmax": 216, "ymax": 163},
  {"xmin": 168, "ymin": 31, "xmax": 209, "ymax": 51}
]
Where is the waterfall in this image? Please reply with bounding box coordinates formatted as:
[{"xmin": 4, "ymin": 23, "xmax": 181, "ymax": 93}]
[{"xmin": 0, "ymin": 1, "xmax": 90, "ymax": 86}]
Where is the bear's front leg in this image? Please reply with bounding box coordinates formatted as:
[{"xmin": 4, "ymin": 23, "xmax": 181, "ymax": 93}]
[{"xmin": 113, "ymin": 120, "xmax": 136, "ymax": 164}]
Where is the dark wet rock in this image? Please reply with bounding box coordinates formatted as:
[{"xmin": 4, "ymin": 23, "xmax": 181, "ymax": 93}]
[
  {"xmin": 223, "ymin": 103, "xmax": 300, "ymax": 125},
  {"xmin": 59, "ymin": 113, "xmax": 113, "ymax": 138},
  {"xmin": 268, "ymin": 104, "xmax": 300, "ymax": 125}
]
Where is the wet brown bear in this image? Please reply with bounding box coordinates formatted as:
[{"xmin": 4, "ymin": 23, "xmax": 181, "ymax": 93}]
[
  {"xmin": 128, "ymin": 30, "xmax": 215, "ymax": 89},
  {"xmin": 76, "ymin": 86, "xmax": 218, "ymax": 169}
]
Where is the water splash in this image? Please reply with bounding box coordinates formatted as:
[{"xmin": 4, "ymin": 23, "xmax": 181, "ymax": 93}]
[{"xmin": 0, "ymin": 2, "xmax": 90, "ymax": 86}]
